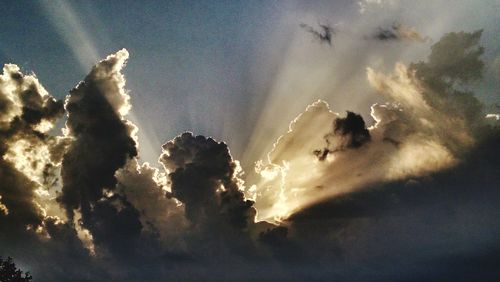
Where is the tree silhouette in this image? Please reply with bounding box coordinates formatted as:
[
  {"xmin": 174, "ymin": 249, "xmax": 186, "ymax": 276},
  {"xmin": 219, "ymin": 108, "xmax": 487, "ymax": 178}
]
[{"xmin": 0, "ymin": 257, "xmax": 32, "ymax": 281}]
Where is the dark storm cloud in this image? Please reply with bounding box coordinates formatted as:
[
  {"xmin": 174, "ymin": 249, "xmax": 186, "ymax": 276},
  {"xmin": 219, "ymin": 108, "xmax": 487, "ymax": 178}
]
[
  {"xmin": 288, "ymin": 129, "xmax": 500, "ymax": 281},
  {"xmin": 160, "ymin": 132, "xmax": 256, "ymax": 231},
  {"xmin": 258, "ymin": 226, "xmax": 288, "ymax": 246},
  {"xmin": 18, "ymin": 85, "xmax": 64, "ymax": 126},
  {"xmin": 314, "ymin": 111, "xmax": 370, "ymax": 160},
  {"xmin": 300, "ymin": 23, "xmax": 335, "ymax": 45},
  {"xmin": 332, "ymin": 111, "xmax": 370, "ymax": 148},
  {"xmin": 56, "ymin": 49, "xmax": 147, "ymax": 259},
  {"xmin": 58, "ymin": 50, "xmax": 137, "ymax": 220},
  {"xmin": 85, "ymin": 195, "xmax": 142, "ymax": 256},
  {"xmin": 0, "ymin": 163, "xmax": 43, "ymax": 235}
]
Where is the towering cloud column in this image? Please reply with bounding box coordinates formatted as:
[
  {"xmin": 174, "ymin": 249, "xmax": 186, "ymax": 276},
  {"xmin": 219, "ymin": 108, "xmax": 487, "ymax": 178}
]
[{"xmin": 59, "ymin": 49, "xmax": 142, "ymax": 255}]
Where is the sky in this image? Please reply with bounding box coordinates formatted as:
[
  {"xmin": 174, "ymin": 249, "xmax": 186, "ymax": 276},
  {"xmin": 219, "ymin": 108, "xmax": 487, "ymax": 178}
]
[
  {"xmin": 1, "ymin": 0, "xmax": 498, "ymax": 166},
  {"xmin": 1, "ymin": 0, "xmax": 500, "ymax": 281}
]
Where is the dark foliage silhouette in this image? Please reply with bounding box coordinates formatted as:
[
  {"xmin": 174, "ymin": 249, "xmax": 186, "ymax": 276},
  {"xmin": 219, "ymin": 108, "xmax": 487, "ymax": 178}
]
[{"xmin": 0, "ymin": 257, "xmax": 32, "ymax": 281}]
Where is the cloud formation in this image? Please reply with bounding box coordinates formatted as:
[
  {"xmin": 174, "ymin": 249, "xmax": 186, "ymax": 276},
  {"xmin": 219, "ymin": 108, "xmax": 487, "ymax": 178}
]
[
  {"xmin": 1, "ymin": 29, "xmax": 500, "ymax": 280},
  {"xmin": 314, "ymin": 111, "xmax": 371, "ymax": 160},
  {"xmin": 251, "ymin": 30, "xmax": 484, "ymax": 222},
  {"xmin": 57, "ymin": 49, "xmax": 143, "ymax": 258},
  {"xmin": 0, "ymin": 56, "xmax": 102, "ymax": 281},
  {"xmin": 160, "ymin": 132, "xmax": 256, "ymax": 231},
  {"xmin": 0, "ymin": 63, "xmax": 65, "ymax": 233}
]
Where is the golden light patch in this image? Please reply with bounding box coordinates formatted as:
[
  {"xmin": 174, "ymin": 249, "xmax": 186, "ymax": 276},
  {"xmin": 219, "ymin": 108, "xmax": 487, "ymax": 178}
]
[{"xmin": 0, "ymin": 195, "xmax": 9, "ymax": 216}]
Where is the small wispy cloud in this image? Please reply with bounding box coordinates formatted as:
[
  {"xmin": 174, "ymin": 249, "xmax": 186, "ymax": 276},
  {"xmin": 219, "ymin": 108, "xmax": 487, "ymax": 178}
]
[
  {"xmin": 370, "ymin": 22, "xmax": 430, "ymax": 43},
  {"xmin": 300, "ymin": 23, "xmax": 336, "ymax": 46}
]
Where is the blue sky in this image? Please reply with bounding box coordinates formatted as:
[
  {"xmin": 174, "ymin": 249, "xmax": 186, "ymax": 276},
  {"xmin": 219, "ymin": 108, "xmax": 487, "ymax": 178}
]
[
  {"xmin": 1, "ymin": 0, "xmax": 498, "ymax": 166},
  {"xmin": 1, "ymin": 0, "xmax": 294, "ymax": 164}
]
